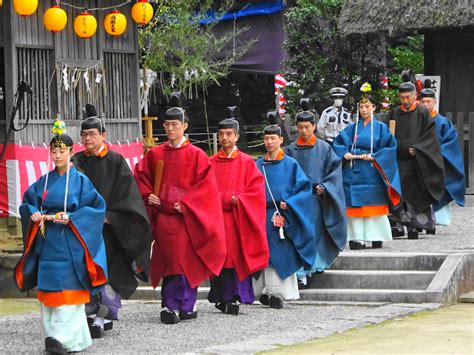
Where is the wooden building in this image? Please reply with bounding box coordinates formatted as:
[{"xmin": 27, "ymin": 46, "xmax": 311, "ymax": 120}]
[
  {"xmin": 0, "ymin": 0, "xmax": 142, "ymax": 145},
  {"xmin": 338, "ymin": 0, "xmax": 474, "ymax": 193}
]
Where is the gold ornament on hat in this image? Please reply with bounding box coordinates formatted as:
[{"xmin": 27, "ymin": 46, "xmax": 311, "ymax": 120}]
[{"xmin": 51, "ymin": 118, "xmax": 69, "ymax": 149}]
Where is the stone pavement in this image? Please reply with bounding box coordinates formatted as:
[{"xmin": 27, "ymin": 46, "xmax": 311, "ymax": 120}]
[{"xmin": 341, "ymin": 195, "xmax": 473, "ymax": 254}]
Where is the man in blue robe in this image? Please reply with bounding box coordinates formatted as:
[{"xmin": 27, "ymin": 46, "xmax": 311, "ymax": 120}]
[
  {"xmin": 285, "ymin": 111, "xmax": 347, "ymax": 287},
  {"xmin": 254, "ymin": 125, "xmax": 316, "ymax": 308},
  {"xmin": 420, "ymin": 88, "xmax": 465, "ymax": 225}
]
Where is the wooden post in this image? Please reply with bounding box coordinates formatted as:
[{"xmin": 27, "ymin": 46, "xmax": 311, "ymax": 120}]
[
  {"xmin": 469, "ymin": 113, "xmax": 474, "ymax": 194},
  {"xmin": 143, "ymin": 115, "xmax": 157, "ymax": 149},
  {"xmin": 456, "ymin": 112, "xmax": 465, "ymax": 153},
  {"xmin": 212, "ymin": 132, "xmax": 218, "ymax": 155}
]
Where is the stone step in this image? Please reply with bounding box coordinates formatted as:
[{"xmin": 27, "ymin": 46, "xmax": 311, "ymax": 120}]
[
  {"xmin": 129, "ymin": 286, "xmax": 211, "ymax": 301},
  {"xmin": 459, "ymin": 292, "xmax": 474, "ymax": 303},
  {"xmin": 330, "ymin": 253, "xmax": 446, "ymax": 271},
  {"xmin": 308, "ymin": 270, "xmax": 437, "ymax": 290},
  {"xmin": 299, "ymin": 288, "xmax": 428, "ymax": 303}
]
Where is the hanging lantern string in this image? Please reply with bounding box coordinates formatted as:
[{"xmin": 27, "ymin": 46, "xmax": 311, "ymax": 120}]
[{"xmin": 58, "ymin": 0, "xmax": 134, "ymax": 12}]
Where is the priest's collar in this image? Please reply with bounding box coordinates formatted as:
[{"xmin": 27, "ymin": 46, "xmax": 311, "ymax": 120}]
[
  {"xmin": 167, "ymin": 137, "xmax": 188, "ymax": 148},
  {"xmin": 296, "ymin": 134, "xmax": 316, "ymax": 147},
  {"xmin": 217, "ymin": 146, "xmax": 239, "ymax": 159},
  {"xmin": 84, "ymin": 143, "xmax": 109, "ymax": 158},
  {"xmin": 400, "ymin": 102, "xmax": 417, "ymax": 112},
  {"xmin": 265, "ymin": 148, "xmax": 285, "ymax": 161}
]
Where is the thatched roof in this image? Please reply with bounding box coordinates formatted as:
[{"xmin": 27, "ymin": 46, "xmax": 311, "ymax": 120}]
[{"xmin": 338, "ymin": 0, "xmax": 474, "ymax": 35}]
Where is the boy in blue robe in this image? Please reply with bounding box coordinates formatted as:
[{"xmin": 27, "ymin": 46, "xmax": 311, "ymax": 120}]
[
  {"xmin": 420, "ymin": 88, "xmax": 465, "ymax": 225},
  {"xmin": 285, "ymin": 110, "xmax": 347, "ymax": 287},
  {"xmin": 14, "ymin": 123, "xmax": 107, "ymax": 353},
  {"xmin": 333, "ymin": 84, "xmax": 402, "ymax": 249},
  {"xmin": 253, "ymin": 125, "xmax": 316, "ymax": 308}
]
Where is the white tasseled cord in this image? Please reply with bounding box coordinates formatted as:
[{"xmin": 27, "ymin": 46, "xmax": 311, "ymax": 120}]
[
  {"xmin": 41, "ymin": 151, "xmax": 52, "ymax": 215},
  {"xmin": 63, "ymin": 149, "xmax": 71, "ymax": 213},
  {"xmin": 262, "ymin": 164, "xmax": 285, "ymax": 240},
  {"xmin": 370, "ymin": 115, "xmax": 374, "ymax": 156}
]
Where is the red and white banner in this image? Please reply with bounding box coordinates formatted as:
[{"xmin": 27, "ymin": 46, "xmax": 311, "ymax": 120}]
[
  {"xmin": 0, "ymin": 142, "xmax": 143, "ymax": 218},
  {"xmin": 274, "ymin": 73, "xmax": 287, "ymax": 117}
]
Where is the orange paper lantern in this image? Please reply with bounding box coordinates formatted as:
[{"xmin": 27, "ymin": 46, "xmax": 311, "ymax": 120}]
[
  {"xmin": 43, "ymin": 5, "xmax": 67, "ymax": 33},
  {"xmin": 104, "ymin": 10, "xmax": 127, "ymax": 36},
  {"xmin": 74, "ymin": 11, "xmax": 97, "ymax": 39},
  {"xmin": 13, "ymin": 0, "xmax": 38, "ymax": 16},
  {"xmin": 131, "ymin": 0, "xmax": 153, "ymax": 25}
]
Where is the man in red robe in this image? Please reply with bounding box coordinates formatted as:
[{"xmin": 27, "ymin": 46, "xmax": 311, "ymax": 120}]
[
  {"xmin": 207, "ymin": 119, "xmax": 268, "ymax": 316},
  {"xmin": 135, "ymin": 107, "xmax": 226, "ymax": 324}
]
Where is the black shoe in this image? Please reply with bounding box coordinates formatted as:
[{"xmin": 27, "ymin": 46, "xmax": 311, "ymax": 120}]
[
  {"xmin": 407, "ymin": 228, "xmax": 419, "ymax": 239},
  {"xmin": 391, "ymin": 227, "xmax": 405, "ymax": 238},
  {"xmin": 269, "ymin": 296, "xmax": 284, "ymax": 309},
  {"xmin": 349, "ymin": 241, "xmax": 366, "ymax": 250},
  {"xmin": 297, "ymin": 279, "xmax": 309, "ymax": 290},
  {"xmin": 426, "ymin": 228, "xmax": 436, "ymax": 235},
  {"xmin": 89, "ymin": 324, "xmax": 104, "ymax": 339},
  {"xmin": 215, "ymin": 302, "xmax": 227, "ymax": 313},
  {"xmin": 372, "ymin": 241, "xmax": 383, "ymax": 249},
  {"xmin": 259, "ymin": 294, "xmax": 270, "ymax": 306},
  {"xmin": 160, "ymin": 310, "xmax": 180, "ymax": 324},
  {"xmin": 86, "ymin": 317, "xmax": 94, "ymax": 327},
  {"xmin": 104, "ymin": 321, "xmax": 113, "ymax": 331},
  {"xmin": 225, "ymin": 303, "xmax": 239, "ymax": 316},
  {"xmin": 179, "ymin": 311, "xmax": 198, "ymax": 320},
  {"xmin": 45, "ymin": 337, "xmax": 67, "ymax": 354}
]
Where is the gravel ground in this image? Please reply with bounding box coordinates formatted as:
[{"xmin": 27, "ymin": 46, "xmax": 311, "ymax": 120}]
[
  {"xmin": 0, "ymin": 300, "xmax": 440, "ymax": 354},
  {"xmin": 342, "ymin": 195, "xmax": 474, "ymax": 254},
  {"xmin": 0, "ymin": 199, "xmax": 471, "ymax": 353}
]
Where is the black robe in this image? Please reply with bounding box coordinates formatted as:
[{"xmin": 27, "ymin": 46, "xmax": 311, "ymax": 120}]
[
  {"xmin": 387, "ymin": 104, "xmax": 445, "ymax": 213},
  {"xmin": 73, "ymin": 150, "xmax": 151, "ymax": 299}
]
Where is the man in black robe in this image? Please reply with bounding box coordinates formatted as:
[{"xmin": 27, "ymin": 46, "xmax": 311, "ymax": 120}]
[
  {"xmin": 387, "ymin": 82, "xmax": 444, "ymax": 239},
  {"xmin": 73, "ymin": 105, "xmax": 151, "ymax": 338}
]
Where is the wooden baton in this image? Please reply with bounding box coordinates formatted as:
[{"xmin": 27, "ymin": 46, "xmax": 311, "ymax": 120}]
[
  {"xmin": 389, "ymin": 120, "xmax": 396, "ymax": 135},
  {"xmin": 154, "ymin": 160, "xmax": 164, "ymax": 196}
]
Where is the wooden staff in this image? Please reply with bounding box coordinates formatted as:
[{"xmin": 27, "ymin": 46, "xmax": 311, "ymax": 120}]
[
  {"xmin": 389, "ymin": 120, "xmax": 396, "ymax": 135},
  {"xmin": 154, "ymin": 160, "xmax": 164, "ymax": 196}
]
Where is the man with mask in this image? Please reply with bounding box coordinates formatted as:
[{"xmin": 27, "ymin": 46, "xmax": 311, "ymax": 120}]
[
  {"xmin": 73, "ymin": 104, "xmax": 151, "ymax": 338},
  {"xmin": 317, "ymin": 87, "xmax": 352, "ymax": 146}
]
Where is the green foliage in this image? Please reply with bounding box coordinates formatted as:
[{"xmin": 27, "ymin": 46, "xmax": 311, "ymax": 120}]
[
  {"xmin": 284, "ymin": 1, "xmax": 424, "ymax": 113},
  {"xmin": 284, "ymin": 0, "xmax": 385, "ymax": 113},
  {"xmin": 384, "ymin": 35, "xmax": 424, "ymax": 107},
  {"xmin": 138, "ymin": 0, "xmax": 255, "ymax": 98},
  {"xmin": 388, "ymin": 36, "xmax": 424, "ymax": 74}
]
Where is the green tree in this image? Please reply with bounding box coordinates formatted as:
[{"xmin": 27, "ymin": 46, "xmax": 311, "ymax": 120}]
[
  {"xmin": 284, "ymin": 1, "xmax": 424, "ymax": 114},
  {"xmin": 284, "ymin": 0, "xmax": 385, "ymax": 114},
  {"xmin": 139, "ymin": 0, "xmax": 255, "ymax": 151},
  {"xmin": 139, "ymin": 1, "xmax": 254, "ymax": 97}
]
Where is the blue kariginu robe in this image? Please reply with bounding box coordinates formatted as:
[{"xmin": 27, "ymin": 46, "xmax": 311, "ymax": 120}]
[
  {"xmin": 256, "ymin": 155, "xmax": 316, "ymax": 280},
  {"xmin": 15, "ymin": 167, "xmax": 107, "ymax": 305}
]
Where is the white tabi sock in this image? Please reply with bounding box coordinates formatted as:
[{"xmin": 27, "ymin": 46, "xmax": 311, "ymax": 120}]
[
  {"xmin": 93, "ymin": 316, "xmax": 105, "ymax": 328},
  {"xmin": 298, "ymin": 275, "xmax": 308, "ymax": 285}
]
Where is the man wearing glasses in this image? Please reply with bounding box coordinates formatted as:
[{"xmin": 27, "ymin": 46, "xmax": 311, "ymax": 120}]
[{"xmin": 73, "ymin": 104, "xmax": 151, "ymax": 338}]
